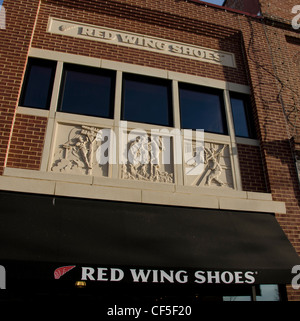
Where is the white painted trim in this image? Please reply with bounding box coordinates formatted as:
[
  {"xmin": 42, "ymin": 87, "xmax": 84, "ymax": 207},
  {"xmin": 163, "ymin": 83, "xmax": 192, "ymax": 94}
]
[
  {"xmin": 168, "ymin": 71, "xmax": 250, "ymax": 94},
  {"xmin": 40, "ymin": 117, "xmax": 55, "ymax": 172},
  {"xmin": 1, "ymin": 168, "xmax": 286, "ymax": 214},
  {"xmin": 17, "ymin": 106, "xmax": 49, "ymax": 117},
  {"xmin": 29, "ymin": 47, "xmax": 101, "ymax": 67},
  {"xmin": 236, "ymin": 137, "xmax": 260, "ymax": 146},
  {"xmin": 223, "ymin": 89, "xmax": 242, "ymax": 190},
  {"xmin": 102, "ymin": 59, "xmax": 169, "ymax": 78},
  {"xmin": 54, "ymin": 111, "xmax": 114, "ymax": 127},
  {"xmin": 28, "ymin": 48, "xmax": 250, "ymax": 94},
  {"xmin": 49, "ymin": 61, "xmax": 63, "ymax": 119}
]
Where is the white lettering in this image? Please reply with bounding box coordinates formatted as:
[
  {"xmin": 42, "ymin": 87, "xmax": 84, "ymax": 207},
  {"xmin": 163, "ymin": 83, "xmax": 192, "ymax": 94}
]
[
  {"xmin": 81, "ymin": 27, "xmax": 96, "ymax": 36},
  {"xmin": 207, "ymin": 271, "xmax": 220, "ymax": 284},
  {"xmin": 152, "ymin": 270, "xmax": 159, "ymax": 283},
  {"xmin": 207, "ymin": 52, "xmax": 216, "ymax": 61},
  {"xmin": 175, "ymin": 270, "xmax": 188, "ymax": 283},
  {"xmin": 213, "ymin": 53, "xmax": 222, "ymax": 62},
  {"xmin": 160, "ymin": 270, "xmax": 174, "ymax": 283},
  {"xmin": 292, "ymin": 5, "xmax": 300, "ymax": 30},
  {"xmin": 96, "ymin": 128, "xmax": 116, "ymax": 165},
  {"xmin": 182, "ymin": 46, "xmax": 194, "ymax": 56},
  {"xmin": 102, "ymin": 31, "xmax": 115, "ymax": 40},
  {"xmin": 234, "ymin": 271, "xmax": 244, "ymax": 284},
  {"xmin": 244, "ymin": 271, "xmax": 255, "ymax": 284},
  {"xmin": 97, "ymin": 268, "xmax": 109, "ymax": 281},
  {"xmin": 81, "ymin": 267, "xmax": 95, "ymax": 281},
  {"xmin": 184, "ymin": 129, "xmax": 204, "ymax": 175},
  {"xmin": 119, "ymin": 34, "xmax": 138, "ymax": 44},
  {"xmin": 51, "ymin": 18, "xmax": 236, "ymax": 67},
  {"xmin": 143, "ymin": 38, "xmax": 156, "ymax": 48},
  {"xmin": 130, "ymin": 269, "xmax": 152, "ymax": 283},
  {"xmin": 111, "ymin": 268, "xmax": 124, "ymax": 282},
  {"xmin": 194, "ymin": 271, "xmax": 206, "ymax": 284},
  {"xmin": 79, "ymin": 267, "xmax": 257, "ymax": 285},
  {"xmin": 136, "ymin": 36, "xmax": 144, "ymax": 46},
  {"xmin": 0, "ymin": 265, "xmax": 6, "ymax": 289},
  {"xmin": 170, "ymin": 44, "xmax": 181, "ymax": 53},
  {"xmin": 155, "ymin": 41, "xmax": 167, "ymax": 50},
  {"xmin": 107, "ymin": 306, "xmax": 141, "ymax": 319},
  {"xmin": 220, "ymin": 271, "xmax": 234, "ymax": 284},
  {"xmin": 194, "ymin": 270, "xmax": 256, "ymax": 284},
  {"xmin": 119, "ymin": 121, "xmax": 128, "ymax": 165},
  {"xmin": 292, "ymin": 265, "xmax": 300, "ymax": 289},
  {"xmin": 0, "ymin": 5, "xmax": 6, "ymax": 30},
  {"xmin": 193, "ymin": 49, "xmax": 205, "ymax": 58}
]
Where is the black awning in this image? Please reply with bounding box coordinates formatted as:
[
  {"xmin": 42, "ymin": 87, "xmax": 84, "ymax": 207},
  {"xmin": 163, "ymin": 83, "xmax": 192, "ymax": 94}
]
[{"xmin": 0, "ymin": 191, "xmax": 299, "ymax": 286}]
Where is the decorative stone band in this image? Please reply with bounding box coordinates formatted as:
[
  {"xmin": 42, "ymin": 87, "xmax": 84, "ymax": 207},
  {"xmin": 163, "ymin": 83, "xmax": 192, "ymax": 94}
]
[
  {"xmin": 49, "ymin": 123, "xmax": 234, "ymax": 188},
  {"xmin": 47, "ymin": 17, "xmax": 237, "ymax": 68}
]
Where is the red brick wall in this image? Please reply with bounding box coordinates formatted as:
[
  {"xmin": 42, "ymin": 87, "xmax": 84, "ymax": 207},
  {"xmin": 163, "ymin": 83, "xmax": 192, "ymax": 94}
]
[
  {"xmin": 31, "ymin": 0, "xmax": 248, "ymax": 84},
  {"xmin": 0, "ymin": 0, "xmax": 40, "ymax": 174},
  {"xmin": 7, "ymin": 0, "xmax": 251, "ymax": 173},
  {"xmin": 224, "ymin": 0, "xmax": 260, "ymax": 15},
  {"xmin": 259, "ymin": 21, "xmax": 300, "ymax": 300},
  {"xmin": 260, "ymin": 0, "xmax": 296, "ymax": 22},
  {"xmin": 6, "ymin": 114, "xmax": 48, "ymax": 170},
  {"xmin": 225, "ymin": 0, "xmax": 298, "ymax": 23},
  {"xmin": 237, "ymin": 16, "xmax": 300, "ymax": 299},
  {"xmin": 237, "ymin": 144, "xmax": 268, "ymax": 193}
]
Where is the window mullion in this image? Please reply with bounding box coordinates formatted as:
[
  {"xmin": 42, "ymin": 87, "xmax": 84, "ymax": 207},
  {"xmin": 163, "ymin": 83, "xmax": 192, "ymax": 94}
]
[
  {"xmin": 172, "ymin": 80, "xmax": 184, "ymax": 186},
  {"xmin": 224, "ymin": 89, "xmax": 242, "ymax": 191},
  {"xmin": 112, "ymin": 70, "xmax": 123, "ymax": 180},
  {"xmin": 49, "ymin": 61, "xmax": 63, "ymax": 118},
  {"xmin": 114, "ymin": 70, "xmax": 123, "ymax": 126}
]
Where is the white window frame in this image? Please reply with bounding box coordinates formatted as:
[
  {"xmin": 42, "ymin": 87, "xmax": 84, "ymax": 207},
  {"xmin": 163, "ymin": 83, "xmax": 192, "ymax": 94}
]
[{"xmin": 17, "ymin": 48, "xmax": 259, "ymax": 191}]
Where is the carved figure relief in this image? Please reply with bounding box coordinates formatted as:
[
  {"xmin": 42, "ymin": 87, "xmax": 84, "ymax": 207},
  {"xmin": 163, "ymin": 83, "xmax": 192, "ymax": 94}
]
[
  {"xmin": 51, "ymin": 124, "xmax": 108, "ymax": 176},
  {"xmin": 50, "ymin": 123, "xmax": 233, "ymax": 188},
  {"xmin": 184, "ymin": 142, "xmax": 233, "ymax": 188},
  {"xmin": 204, "ymin": 145, "xmax": 226, "ymax": 186},
  {"xmin": 121, "ymin": 135, "xmax": 174, "ymax": 183}
]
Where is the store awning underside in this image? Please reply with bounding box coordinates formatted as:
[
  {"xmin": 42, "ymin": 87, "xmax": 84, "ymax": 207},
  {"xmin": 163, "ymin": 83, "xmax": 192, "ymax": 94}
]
[{"xmin": 0, "ymin": 191, "xmax": 299, "ymax": 285}]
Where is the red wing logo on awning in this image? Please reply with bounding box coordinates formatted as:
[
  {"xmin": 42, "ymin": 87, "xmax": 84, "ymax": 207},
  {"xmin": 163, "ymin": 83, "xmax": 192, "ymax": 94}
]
[{"xmin": 54, "ymin": 265, "xmax": 76, "ymax": 279}]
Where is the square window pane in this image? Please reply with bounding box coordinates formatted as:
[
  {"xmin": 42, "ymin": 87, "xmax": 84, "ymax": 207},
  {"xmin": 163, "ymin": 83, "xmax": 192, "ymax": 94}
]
[
  {"xmin": 179, "ymin": 83, "xmax": 227, "ymax": 134},
  {"xmin": 121, "ymin": 73, "xmax": 173, "ymax": 127},
  {"xmin": 59, "ymin": 64, "xmax": 115, "ymax": 118},
  {"xmin": 19, "ymin": 58, "xmax": 56, "ymax": 109},
  {"xmin": 230, "ymin": 93, "xmax": 256, "ymax": 138}
]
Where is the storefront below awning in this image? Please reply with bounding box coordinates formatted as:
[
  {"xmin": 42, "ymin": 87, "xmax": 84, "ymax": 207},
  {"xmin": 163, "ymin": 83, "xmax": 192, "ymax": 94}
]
[{"xmin": 0, "ymin": 191, "xmax": 299, "ymax": 288}]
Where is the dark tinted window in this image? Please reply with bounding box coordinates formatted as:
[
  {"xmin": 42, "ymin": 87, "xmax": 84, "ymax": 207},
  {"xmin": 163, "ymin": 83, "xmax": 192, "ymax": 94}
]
[
  {"xmin": 179, "ymin": 83, "xmax": 227, "ymax": 134},
  {"xmin": 121, "ymin": 73, "xmax": 173, "ymax": 127},
  {"xmin": 59, "ymin": 64, "xmax": 115, "ymax": 118},
  {"xmin": 230, "ymin": 93, "xmax": 256, "ymax": 138},
  {"xmin": 19, "ymin": 58, "xmax": 56, "ymax": 109}
]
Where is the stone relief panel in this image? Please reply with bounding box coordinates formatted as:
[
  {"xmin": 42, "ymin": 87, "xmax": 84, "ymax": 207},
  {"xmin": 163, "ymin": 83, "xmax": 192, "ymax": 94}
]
[
  {"xmin": 184, "ymin": 141, "xmax": 233, "ymax": 188},
  {"xmin": 49, "ymin": 123, "xmax": 233, "ymax": 188},
  {"xmin": 50, "ymin": 123, "xmax": 109, "ymax": 177},
  {"xmin": 120, "ymin": 132, "xmax": 174, "ymax": 183}
]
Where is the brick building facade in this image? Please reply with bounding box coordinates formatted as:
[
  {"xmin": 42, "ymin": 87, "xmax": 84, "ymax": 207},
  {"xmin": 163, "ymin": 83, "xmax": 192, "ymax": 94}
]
[
  {"xmin": 1, "ymin": 0, "xmax": 300, "ymax": 302},
  {"xmin": 225, "ymin": 0, "xmax": 300, "ymax": 301}
]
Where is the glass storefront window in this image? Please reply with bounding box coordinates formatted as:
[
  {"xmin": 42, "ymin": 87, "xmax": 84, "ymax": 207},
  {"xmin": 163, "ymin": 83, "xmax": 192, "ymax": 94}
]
[
  {"xmin": 59, "ymin": 64, "xmax": 116, "ymax": 119},
  {"xmin": 256, "ymin": 285, "xmax": 280, "ymax": 301},
  {"xmin": 230, "ymin": 93, "xmax": 256, "ymax": 138},
  {"xmin": 223, "ymin": 285, "xmax": 281, "ymax": 301},
  {"xmin": 121, "ymin": 73, "xmax": 173, "ymax": 127},
  {"xmin": 19, "ymin": 58, "xmax": 57, "ymax": 109},
  {"xmin": 179, "ymin": 83, "xmax": 227, "ymax": 135}
]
